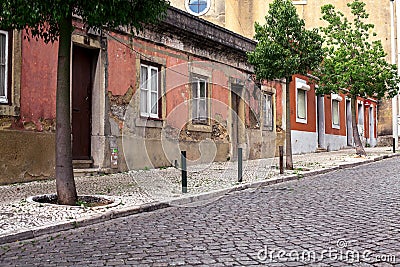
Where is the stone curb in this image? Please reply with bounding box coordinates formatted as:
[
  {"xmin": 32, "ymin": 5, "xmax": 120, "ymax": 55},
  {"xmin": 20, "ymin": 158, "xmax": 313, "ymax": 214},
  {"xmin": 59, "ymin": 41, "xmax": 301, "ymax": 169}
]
[{"xmin": 1, "ymin": 152, "xmax": 399, "ymax": 245}]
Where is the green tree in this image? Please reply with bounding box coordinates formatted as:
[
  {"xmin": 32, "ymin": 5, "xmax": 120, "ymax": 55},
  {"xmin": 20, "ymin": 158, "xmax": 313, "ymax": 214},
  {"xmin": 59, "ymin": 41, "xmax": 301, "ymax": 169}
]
[
  {"xmin": 0, "ymin": 0, "xmax": 170, "ymax": 205},
  {"xmin": 318, "ymin": 0, "xmax": 399, "ymax": 156},
  {"xmin": 248, "ymin": 0, "xmax": 323, "ymax": 169}
]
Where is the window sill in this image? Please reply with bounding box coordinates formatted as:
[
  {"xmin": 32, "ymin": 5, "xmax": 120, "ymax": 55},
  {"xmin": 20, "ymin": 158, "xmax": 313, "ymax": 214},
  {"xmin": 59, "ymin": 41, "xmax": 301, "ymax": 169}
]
[
  {"xmin": 296, "ymin": 117, "xmax": 307, "ymax": 124},
  {"xmin": 332, "ymin": 124, "xmax": 340, "ymax": 130},
  {"xmin": 135, "ymin": 117, "xmax": 163, "ymax": 128},
  {"xmin": 187, "ymin": 123, "xmax": 212, "ymax": 133},
  {"xmin": 0, "ymin": 105, "xmax": 19, "ymax": 116},
  {"xmin": 262, "ymin": 126, "xmax": 274, "ymax": 132}
]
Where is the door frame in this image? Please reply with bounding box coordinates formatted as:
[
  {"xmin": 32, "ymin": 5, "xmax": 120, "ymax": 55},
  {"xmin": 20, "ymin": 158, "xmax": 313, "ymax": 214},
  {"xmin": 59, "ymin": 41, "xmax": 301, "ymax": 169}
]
[{"xmin": 71, "ymin": 35, "xmax": 105, "ymax": 167}]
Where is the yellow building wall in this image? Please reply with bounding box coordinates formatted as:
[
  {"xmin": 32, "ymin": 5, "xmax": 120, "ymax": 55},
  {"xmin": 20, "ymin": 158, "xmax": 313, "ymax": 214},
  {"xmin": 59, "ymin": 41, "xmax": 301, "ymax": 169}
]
[{"xmin": 169, "ymin": 1, "xmax": 392, "ymax": 55}]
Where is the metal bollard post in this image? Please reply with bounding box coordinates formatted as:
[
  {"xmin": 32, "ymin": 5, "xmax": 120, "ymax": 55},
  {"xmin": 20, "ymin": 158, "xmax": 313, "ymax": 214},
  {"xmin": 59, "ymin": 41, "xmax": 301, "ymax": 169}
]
[
  {"xmin": 181, "ymin": 151, "xmax": 187, "ymax": 193},
  {"xmin": 393, "ymin": 138, "xmax": 396, "ymax": 153},
  {"xmin": 279, "ymin": 146, "xmax": 284, "ymax": 174},
  {"xmin": 238, "ymin": 148, "xmax": 243, "ymax": 183}
]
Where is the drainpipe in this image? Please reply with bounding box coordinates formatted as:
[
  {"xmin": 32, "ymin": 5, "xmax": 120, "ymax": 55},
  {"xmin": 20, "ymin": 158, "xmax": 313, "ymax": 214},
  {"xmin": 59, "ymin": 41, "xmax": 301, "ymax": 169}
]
[{"xmin": 391, "ymin": 0, "xmax": 398, "ymax": 148}]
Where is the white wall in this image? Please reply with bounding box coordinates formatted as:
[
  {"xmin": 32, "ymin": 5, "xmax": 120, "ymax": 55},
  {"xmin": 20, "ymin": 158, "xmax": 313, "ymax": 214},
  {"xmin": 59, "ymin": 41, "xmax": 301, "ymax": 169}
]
[
  {"xmin": 323, "ymin": 134, "xmax": 348, "ymax": 151},
  {"xmin": 291, "ymin": 130, "xmax": 317, "ymax": 154}
]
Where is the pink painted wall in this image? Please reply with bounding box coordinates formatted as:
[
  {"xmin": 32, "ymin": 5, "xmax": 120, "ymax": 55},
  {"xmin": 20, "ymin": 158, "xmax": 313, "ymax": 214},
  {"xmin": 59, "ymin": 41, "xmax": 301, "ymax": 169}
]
[{"xmin": 20, "ymin": 32, "xmax": 58, "ymax": 128}]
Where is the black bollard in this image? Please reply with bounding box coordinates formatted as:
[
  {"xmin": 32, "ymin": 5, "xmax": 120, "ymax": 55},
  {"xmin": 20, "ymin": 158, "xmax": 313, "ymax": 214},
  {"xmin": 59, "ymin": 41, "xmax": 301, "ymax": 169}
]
[
  {"xmin": 393, "ymin": 138, "xmax": 396, "ymax": 153},
  {"xmin": 238, "ymin": 148, "xmax": 243, "ymax": 183},
  {"xmin": 181, "ymin": 151, "xmax": 187, "ymax": 193},
  {"xmin": 279, "ymin": 146, "xmax": 284, "ymax": 174}
]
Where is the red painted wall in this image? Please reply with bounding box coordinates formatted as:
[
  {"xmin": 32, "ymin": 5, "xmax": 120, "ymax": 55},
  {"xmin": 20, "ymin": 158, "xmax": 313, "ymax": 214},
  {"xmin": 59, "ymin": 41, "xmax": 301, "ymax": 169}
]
[
  {"xmin": 107, "ymin": 34, "xmax": 136, "ymax": 96},
  {"xmin": 324, "ymin": 93, "xmax": 346, "ymax": 136},
  {"xmin": 290, "ymin": 74, "xmax": 317, "ymax": 133},
  {"xmin": 20, "ymin": 32, "xmax": 58, "ymax": 129}
]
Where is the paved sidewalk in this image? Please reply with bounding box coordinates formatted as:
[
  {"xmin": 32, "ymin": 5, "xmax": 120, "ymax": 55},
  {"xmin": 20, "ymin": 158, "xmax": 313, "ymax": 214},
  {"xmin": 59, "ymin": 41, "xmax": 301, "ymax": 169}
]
[{"xmin": 0, "ymin": 146, "xmax": 397, "ymax": 244}]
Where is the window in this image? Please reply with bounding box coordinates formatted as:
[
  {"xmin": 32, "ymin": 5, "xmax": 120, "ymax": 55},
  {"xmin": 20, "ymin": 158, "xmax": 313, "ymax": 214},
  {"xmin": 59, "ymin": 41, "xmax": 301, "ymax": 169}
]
[
  {"xmin": 297, "ymin": 89, "xmax": 306, "ymax": 120},
  {"xmin": 357, "ymin": 103, "xmax": 363, "ymax": 125},
  {"xmin": 292, "ymin": 0, "xmax": 307, "ymax": 5},
  {"xmin": 331, "ymin": 94, "xmax": 342, "ymax": 129},
  {"xmin": 185, "ymin": 0, "xmax": 211, "ymax": 16},
  {"xmin": 295, "ymin": 78, "xmax": 310, "ymax": 123},
  {"xmin": 0, "ymin": 30, "xmax": 8, "ymax": 104},
  {"xmin": 263, "ymin": 93, "xmax": 273, "ymax": 131},
  {"xmin": 140, "ymin": 64, "xmax": 159, "ymax": 118},
  {"xmin": 192, "ymin": 77, "xmax": 208, "ymax": 124},
  {"xmin": 332, "ymin": 100, "xmax": 340, "ymax": 127}
]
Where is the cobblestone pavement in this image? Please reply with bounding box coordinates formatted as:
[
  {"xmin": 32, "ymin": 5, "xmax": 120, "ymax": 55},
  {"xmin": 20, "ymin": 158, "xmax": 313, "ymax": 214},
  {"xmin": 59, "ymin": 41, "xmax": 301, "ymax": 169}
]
[
  {"xmin": 1, "ymin": 156, "xmax": 400, "ymax": 266},
  {"xmin": 0, "ymin": 147, "xmax": 396, "ymax": 240},
  {"xmin": 0, "ymin": 147, "xmax": 392, "ymax": 242}
]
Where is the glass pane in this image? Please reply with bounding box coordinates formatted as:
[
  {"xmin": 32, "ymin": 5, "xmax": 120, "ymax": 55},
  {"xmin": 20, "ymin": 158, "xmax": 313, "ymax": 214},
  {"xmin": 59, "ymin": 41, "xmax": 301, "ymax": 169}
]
[
  {"xmin": 140, "ymin": 66, "xmax": 148, "ymax": 89},
  {"xmin": 332, "ymin": 101, "xmax": 339, "ymax": 125},
  {"xmin": 297, "ymin": 90, "xmax": 306, "ymax": 119},
  {"xmin": 265, "ymin": 95, "xmax": 272, "ymax": 127},
  {"xmin": 192, "ymin": 99, "xmax": 198, "ymax": 119},
  {"xmin": 199, "ymin": 99, "xmax": 207, "ymax": 119},
  {"xmin": 192, "ymin": 80, "xmax": 198, "ymax": 99},
  {"xmin": 199, "ymin": 80, "xmax": 206, "ymax": 97},
  {"xmin": 151, "ymin": 92, "xmax": 158, "ymax": 115},
  {"xmin": 0, "ymin": 65, "xmax": 4, "ymax": 96},
  {"xmin": 151, "ymin": 69, "xmax": 157, "ymax": 92},
  {"xmin": 189, "ymin": 0, "xmax": 208, "ymax": 13},
  {"xmin": 358, "ymin": 104, "xmax": 363, "ymax": 124},
  {"xmin": 140, "ymin": 89, "xmax": 147, "ymax": 114},
  {"xmin": 0, "ymin": 34, "xmax": 5, "ymax": 64}
]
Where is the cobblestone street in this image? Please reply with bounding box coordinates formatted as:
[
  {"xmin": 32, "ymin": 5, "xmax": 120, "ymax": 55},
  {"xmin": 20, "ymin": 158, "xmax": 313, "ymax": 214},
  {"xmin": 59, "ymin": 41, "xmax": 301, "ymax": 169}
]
[{"xmin": 1, "ymin": 157, "xmax": 400, "ymax": 266}]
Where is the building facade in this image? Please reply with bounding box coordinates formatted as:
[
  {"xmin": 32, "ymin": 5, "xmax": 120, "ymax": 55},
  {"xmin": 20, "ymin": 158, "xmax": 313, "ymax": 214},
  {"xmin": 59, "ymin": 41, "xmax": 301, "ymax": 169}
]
[
  {"xmin": 0, "ymin": 7, "xmax": 279, "ymax": 184},
  {"xmin": 171, "ymin": 0, "xmax": 395, "ymax": 143},
  {"xmin": 0, "ymin": 4, "xmax": 379, "ymax": 185}
]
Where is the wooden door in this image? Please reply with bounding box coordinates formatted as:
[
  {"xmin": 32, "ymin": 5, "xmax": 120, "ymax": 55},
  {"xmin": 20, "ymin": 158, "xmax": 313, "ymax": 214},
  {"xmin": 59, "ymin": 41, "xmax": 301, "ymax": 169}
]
[
  {"xmin": 231, "ymin": 91, "xmax": 239, "ymax": 160},
  {"xmin": 72, "ymin": 46, "xmax": 95, "ymax": 160}
]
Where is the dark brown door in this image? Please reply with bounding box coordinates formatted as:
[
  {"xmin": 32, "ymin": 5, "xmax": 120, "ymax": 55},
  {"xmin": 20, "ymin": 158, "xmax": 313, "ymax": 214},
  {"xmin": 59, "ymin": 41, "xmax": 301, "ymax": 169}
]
[
  {"xmin": 231, "ymin": 91, "xmax": 239, "ymax": 160},
  {"xmin": 72, "ymin": 46, "xmax": 96, "ymax": 160}
]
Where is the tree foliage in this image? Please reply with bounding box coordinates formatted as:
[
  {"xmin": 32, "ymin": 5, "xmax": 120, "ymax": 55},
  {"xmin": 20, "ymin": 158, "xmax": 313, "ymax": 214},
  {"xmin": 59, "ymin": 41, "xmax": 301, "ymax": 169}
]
[
  {"xmin": 247, "ymin": 0, "xmax": 323, "ymax": 169},
  {"xmin": 317, "ymin": 0, "xmax": 400, "ymax": 156},
  {"xmin": 0, "ymin": 0, "xmax": 170, "ymax": 42},
  {"xmin": 317, "ymin": 0, "xmax": 399, "ymax": 100},
  {"xmin": 247, "ymin": 0, "xmax": 324, "ymax": 81}
]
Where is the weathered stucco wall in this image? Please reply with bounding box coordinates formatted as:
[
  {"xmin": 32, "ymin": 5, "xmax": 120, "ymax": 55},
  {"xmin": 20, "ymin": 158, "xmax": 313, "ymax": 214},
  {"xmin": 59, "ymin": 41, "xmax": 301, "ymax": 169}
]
[
  {"xmin": 20, "ymin": 33, "xmax": 58, "ymax": 129},
  {"xmin": 0, "ymin": 130, "xmax": 55, "ymax": 184}
]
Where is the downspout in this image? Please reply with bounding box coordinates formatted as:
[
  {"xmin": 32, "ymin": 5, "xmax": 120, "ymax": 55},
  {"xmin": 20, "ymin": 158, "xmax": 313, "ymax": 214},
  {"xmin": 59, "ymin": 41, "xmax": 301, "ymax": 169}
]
[{"xmin": 391, "ymin": 0, "xmax": 398, "ymax": 148}]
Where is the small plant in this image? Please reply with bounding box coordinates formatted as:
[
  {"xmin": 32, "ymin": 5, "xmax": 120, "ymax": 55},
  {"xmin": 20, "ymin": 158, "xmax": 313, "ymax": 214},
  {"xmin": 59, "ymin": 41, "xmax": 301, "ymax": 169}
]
[
  {"xmin": 144, "ymin": 166, "xmax": 149, "ymax": 171},
  {"xmin": 76, "ymin": 200, "xmax": 89, "ymax": 208}
]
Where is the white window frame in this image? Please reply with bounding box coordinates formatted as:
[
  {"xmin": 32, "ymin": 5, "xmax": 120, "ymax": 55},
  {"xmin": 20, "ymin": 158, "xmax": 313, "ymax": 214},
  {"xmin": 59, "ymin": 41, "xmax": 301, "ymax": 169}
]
[
  {"xmin": 331, "ymin": 94, "xmax": 342, "ymax": 129},
  {"xmin": 292, "ymin": 0, "xmax": 307, "ymax": 5},
  {"xmin": 263, "ymin": 93, "xmax": 273, "ymax": 131},
  {"xmin": 191, "ymin": 76, "xmax": 208, "ymax": 124},
  {"xmin": 0, "ymin": 30, "xmax": 8, "ymax": 104},
  {"xmin": 140, "ymin": 64, "xmax": 159, "ymax": 119},
  {"xmin": 295, "ymin": 78, "xmax": 310, "ymax": 124},
  {"xmin": 332, "ymin": 100, "xmax": 340, "ymax": 129},
  {"xmin": 185, "ymin": 0, "xmax": 211, "ymax": 16}
]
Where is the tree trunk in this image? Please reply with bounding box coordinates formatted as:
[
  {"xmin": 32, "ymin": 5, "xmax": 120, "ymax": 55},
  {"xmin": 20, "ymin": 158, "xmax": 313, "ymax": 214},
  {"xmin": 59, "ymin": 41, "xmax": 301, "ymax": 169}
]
[
  {"xmin": 351, "ymin": 96, "xmax": 367, "ymax": 156},
  {"xmin": 56, "ymin": 14, "xmax": 77, "ymax": 205},
  {"xmin": 285, "ymin": 76, "xmax": 294, "ymax": 170}
]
